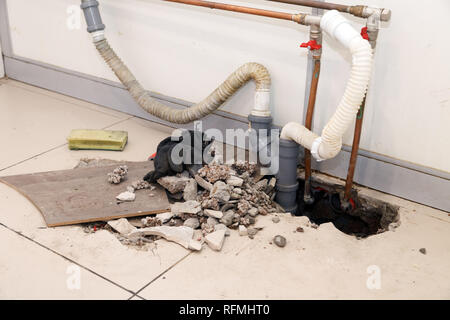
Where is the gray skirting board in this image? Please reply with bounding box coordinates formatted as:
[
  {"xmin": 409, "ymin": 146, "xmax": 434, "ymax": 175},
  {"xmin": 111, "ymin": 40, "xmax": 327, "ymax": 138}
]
[{"xmin": 0, "ymin": 1, "xmax": 448, "ymax": 212}]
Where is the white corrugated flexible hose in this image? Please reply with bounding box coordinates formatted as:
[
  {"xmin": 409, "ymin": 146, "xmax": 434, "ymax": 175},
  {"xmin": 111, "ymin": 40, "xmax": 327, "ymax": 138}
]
[{"xmin": 281, "ymin": 10, "xmax": 373, "ymax": 161}]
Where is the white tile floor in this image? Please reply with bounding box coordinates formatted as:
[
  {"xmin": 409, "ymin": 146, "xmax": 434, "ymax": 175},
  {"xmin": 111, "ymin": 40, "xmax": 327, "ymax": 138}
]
[{"xmin": 0, "ymin": 79, "xmax": 449, "ymax": 300}]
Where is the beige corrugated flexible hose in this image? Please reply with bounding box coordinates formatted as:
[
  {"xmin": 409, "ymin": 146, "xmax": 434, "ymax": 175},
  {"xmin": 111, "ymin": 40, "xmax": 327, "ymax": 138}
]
[{"xmin": 93, "ymin": 38, "xmax": 271, "ymax": 124}]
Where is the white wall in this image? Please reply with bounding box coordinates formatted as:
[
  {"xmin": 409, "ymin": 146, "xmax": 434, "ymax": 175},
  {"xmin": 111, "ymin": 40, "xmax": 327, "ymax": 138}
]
[{"xmin": 5, "ymin": 0, "xmax": 450, "ymax": 173}]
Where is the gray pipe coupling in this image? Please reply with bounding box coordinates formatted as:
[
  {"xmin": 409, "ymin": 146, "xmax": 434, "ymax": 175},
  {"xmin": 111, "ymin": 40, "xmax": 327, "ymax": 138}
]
[{"xmin": 81, "ymin": 0, "xmax": 105, "ymax": 33}]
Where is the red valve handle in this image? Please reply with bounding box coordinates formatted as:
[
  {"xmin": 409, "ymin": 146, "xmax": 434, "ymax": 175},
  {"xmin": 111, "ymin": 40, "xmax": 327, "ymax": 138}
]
[
  {"xmin": 361, "ymin": 27, "xmax": 370, "ymax": 40},
  {"xmin": 300, "ymin": 40, "xmax": 322, "ymax": 51}
]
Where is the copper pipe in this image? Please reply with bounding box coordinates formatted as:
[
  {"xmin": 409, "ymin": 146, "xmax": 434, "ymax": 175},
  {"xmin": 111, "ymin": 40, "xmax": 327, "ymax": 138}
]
[
  {"xmin": 266, "ymin": 0, "xmax": 350, "ymax": 13},
  {"xmin": 304, "ymin": 58, "xmax": 321, "ymax": 203},
  {"xmin": 343, "ymin": 31, "xmax": 377, "ymax": 207},
  {"xmin": 343, "ymin": 96, "xmax": 366, "ymax": 204},
  {"xmin": 164, "ymin": 0, "xmax": 307, "ymax": 24}
]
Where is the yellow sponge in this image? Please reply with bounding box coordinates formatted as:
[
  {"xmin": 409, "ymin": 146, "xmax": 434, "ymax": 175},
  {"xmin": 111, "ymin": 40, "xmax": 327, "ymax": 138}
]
[{"xmin": 68, "ymin": 130, "xmax": 128, "ymax": 151}]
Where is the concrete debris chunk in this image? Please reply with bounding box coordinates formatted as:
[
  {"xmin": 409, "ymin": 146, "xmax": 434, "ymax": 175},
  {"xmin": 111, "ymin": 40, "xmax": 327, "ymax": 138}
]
[
  {"xmin": 204, "ymin": 209, "xmax": 223, "ymax": 219},
  {"xmin": 107, "ymin": 218, "xmax": 137, "ymax": 235},
  {"xmin": 205, "ymin": 230, "xmax": 226, "ymax": 251},
  {"xmin": 248, "ymin": 207, "xmax": 259, "ymax": 217},
  {"xmin": 255, "ymin": 179, "xmax": 268, "ymax": 191},
  {"xmin": 233, "ymin": 188, "xmax": 243, "ymax": 195},
  {"xmin": 157, "ymin": 175, "xmax": 190, "ymax": 194},
  {"xmin": 194, "ymin": 175, "xmax": 213, "ymax": 192},
  {"xmin": 267, "ymin": 177, "xmax": 277, "ymax": 192},
  {"xmin": 184, "ymin": 217, "xmax": 200, "ymax": 229},
  {"xmin": 198, "ymin": 163, "xmax": 231, "ymax": 183},
  {"xmin": 210, "ymin": 181, "xmax": 231, "ymax": 202},
  {"xmin": 226, "ymin": 176, "xmax": 244, "ymax": 187},
  {"xmin": 247, "ymin": 227, "xmax": 259, "ymax": 239},
  {"xmin": 201, "ymin": 198, "xmax": 220, "ymax": 210},
  {"xmin": 155, "ymin": 212, "xmax": 174, "ymax": 224},
  {"xmin": 272, "ymin": 216, "xmax": 280, "ymax": 223},
  {"xmin": 232, "ymin": 161, "xmax": 257, "ymax": 175},
  {"xmin": 131, "ymin": 179, "xmax": 154, "ymax": 191},
  {"xmin": 237, "ymin": 199, "xmax": 251, "ymax": 215},
  {"xmin": 273, "ymin": 235, "xmax": 287, "ymax": 247},
  {"xmin": 116, "ymin": 191, "xmax": 136, "ymax": 202},
  {"xmin": 141, "ymin": 216, "xmax": 162, "ymax": 227},
  {"xmin": 206, "ymin": 217, "xmax": 219, "ymax": 227},
  {"xmin": 171, "ymin": 200, "xmax": 202, "ymax": 214},
  {"xmin": 201, "ymin": 222, "xmax": 215, "ymax": 235},
  {"xmin": 214, "ymin": 223, "xmax": 230, "ymax": 236},
  {"xmin": 239, "ymin": 225, "xmax": 248, "ymax": 236},
  {"xmin": 220, "ymin": 210, "xmax": 235, "ymax": 227},
  {"xmin": 107, "ymin": 165, "xmax": 128, "ymax": 184},
  {"xmin": 128, "ymin": 226, "xmax": 199, "ymax": 251},
  {"xmin": 183, "ymin": 179, "xmax": 198, "ymax": 201}
]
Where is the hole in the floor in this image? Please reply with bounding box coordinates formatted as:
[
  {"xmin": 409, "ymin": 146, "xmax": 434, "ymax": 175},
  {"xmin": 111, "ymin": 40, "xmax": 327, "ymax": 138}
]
[{"xmin": 296, "ymin": 178, "xmax": 400, "ymax": 238}]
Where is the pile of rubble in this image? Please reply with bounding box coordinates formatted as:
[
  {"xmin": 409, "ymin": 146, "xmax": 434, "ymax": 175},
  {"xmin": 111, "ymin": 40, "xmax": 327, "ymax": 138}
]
[{"xmin": 93, "ymin": 161, "xmax": 286, "ymax": 252}]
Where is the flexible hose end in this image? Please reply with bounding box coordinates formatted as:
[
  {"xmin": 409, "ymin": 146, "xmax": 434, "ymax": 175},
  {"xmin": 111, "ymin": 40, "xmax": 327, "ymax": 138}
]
[
  {"xmin": 311, "ymin": 137, "xmax": 325, "ymax": 162},
  {"xmin": 320, "ymin": 10, "xmax": 361, "ymax": 49},
  {"xmin": 252, "ymin": 89, "xmax": 271, "ymax": 117}
]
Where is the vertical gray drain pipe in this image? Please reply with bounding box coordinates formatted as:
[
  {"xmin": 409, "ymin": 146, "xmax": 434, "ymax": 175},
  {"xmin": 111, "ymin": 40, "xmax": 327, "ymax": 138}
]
[{"xmin": 275, "ymin": 139, "xmax": 300, "ymax": 214}]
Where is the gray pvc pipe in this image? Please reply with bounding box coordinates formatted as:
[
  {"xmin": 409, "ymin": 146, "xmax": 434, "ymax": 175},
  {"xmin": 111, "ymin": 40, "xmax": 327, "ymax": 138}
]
[
  {"xmin": 80, "ymin": 0, "xmax": 105, "ymax": 33},
  {"xmin": 276, "ymin": 139, "xmax": 300, "ymax": 214}
]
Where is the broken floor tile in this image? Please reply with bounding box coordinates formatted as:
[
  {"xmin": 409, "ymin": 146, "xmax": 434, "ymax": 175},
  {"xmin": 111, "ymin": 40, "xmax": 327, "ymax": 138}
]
[
  {"xmin": 107, "ymin": 218, "xmax": 137, "ymax": 235},
  {"xmin": 128, "ymin": 226, "xmax": 200, "ymax": 251}
]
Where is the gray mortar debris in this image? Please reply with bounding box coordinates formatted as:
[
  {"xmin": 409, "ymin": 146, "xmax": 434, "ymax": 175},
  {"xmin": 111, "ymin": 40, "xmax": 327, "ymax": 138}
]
[
  {"xmin": 198, "ymin": 163, "xmax": 232, "ymax": 183},
  {"xmin": 130, "ymin": 179, "xmax": 155, "ymax": 191},
  {"xmin": 107, "ymin": 165, "xmax": 128, "ymax": 184}
]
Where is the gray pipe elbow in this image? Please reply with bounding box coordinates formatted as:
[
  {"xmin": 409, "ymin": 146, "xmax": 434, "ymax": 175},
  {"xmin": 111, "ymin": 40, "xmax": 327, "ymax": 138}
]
[{"xmin": 81, "ymin": 0, "xmax": 105, "ymax": 33}]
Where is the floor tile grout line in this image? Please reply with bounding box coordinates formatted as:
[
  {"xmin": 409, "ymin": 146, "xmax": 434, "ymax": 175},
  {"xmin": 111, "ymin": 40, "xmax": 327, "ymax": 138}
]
[
  {"xmin": 5, "ymin": 80, "xmax": 132, "ymax": 120},
  {"xmin": 103, "ymin": 116, "xmax": 136, "ymax": 129},
  {"xmin": 0, "ymin": 223, "xmax": 137, "ymax": 298},
  {"xmin": 127, "ymin": 294, "xmax": 147, "ymax": 300},
  {"xmin": 0, "ymin": 143, "xmax": 69, "ymax": 173},
  {"xmin": 0, "ymin": 116, "xmax": 135, "ymax": 174},
  {"xmin": 129, "ymin": 252, "xmax": 193, "ymax": 300}
]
